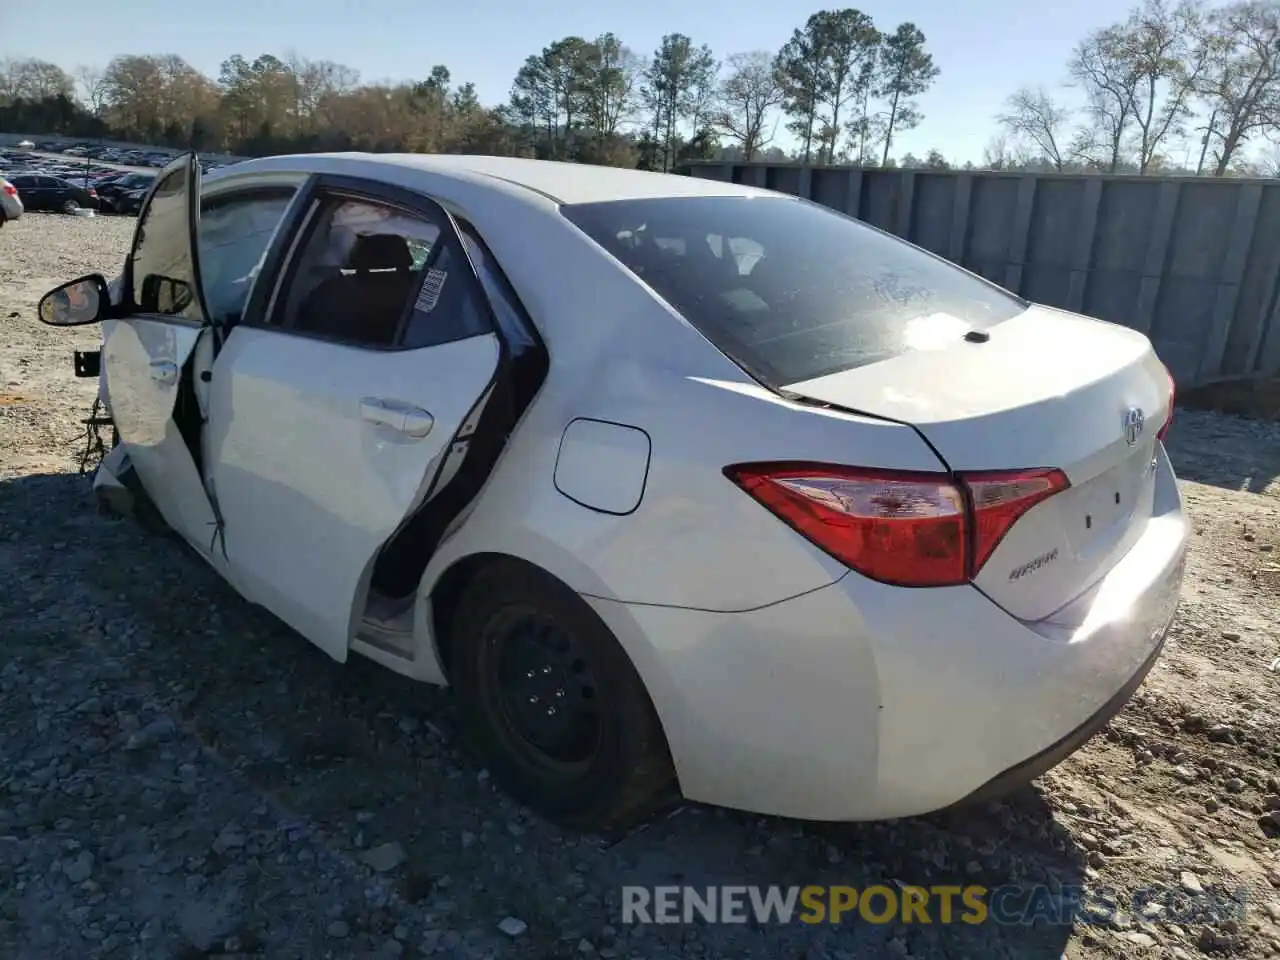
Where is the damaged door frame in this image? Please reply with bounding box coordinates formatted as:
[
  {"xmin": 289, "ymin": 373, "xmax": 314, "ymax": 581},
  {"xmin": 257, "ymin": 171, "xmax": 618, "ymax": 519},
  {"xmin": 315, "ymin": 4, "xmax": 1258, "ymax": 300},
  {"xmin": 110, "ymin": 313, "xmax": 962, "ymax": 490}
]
[
  {"xmin": 86, "ymin": 162, "xmax": 312, "ymax": 521},
  {"xmin": 213, "ymin": 172, "xmax": 548, "ymax": 671},
  {"xmin": 93, "ymin": 160, "xmax": 549, "ymax": 674},
  {"xmin": 99, "ymin": 152, "xmax": 232, "ymax": 562}
]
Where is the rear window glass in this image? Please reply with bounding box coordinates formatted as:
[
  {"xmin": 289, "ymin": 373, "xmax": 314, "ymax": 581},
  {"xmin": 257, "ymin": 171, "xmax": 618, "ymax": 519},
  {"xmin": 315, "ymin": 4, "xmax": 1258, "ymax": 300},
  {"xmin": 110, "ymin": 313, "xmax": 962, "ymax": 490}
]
[{"xmin": 561, "ymin": 196, "xmax": 1026, "ymax": 386}]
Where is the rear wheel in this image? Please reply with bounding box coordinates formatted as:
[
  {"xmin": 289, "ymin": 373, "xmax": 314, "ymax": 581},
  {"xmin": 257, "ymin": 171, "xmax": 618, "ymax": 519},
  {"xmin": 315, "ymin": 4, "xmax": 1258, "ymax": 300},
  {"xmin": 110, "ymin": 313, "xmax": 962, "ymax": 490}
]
[
  {"xmin": 61, "ymin": 199, "xmax": 80, "ymax": 215},
  {"xmin": 451, "ymin": 560, "xmax": 675, "ymax": 833}
]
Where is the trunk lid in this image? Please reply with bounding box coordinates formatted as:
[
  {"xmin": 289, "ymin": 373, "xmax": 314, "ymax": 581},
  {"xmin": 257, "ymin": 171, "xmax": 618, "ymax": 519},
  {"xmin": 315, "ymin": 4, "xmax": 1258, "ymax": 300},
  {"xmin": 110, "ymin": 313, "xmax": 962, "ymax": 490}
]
[{"xmin": 786, "ymin": 304, "xmax": 1172, "ymax": 621}]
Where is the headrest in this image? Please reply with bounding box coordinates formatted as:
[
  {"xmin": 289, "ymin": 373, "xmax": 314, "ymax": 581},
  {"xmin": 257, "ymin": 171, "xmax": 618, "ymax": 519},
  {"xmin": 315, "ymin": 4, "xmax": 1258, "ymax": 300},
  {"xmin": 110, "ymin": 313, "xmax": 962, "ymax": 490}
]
[{"xmin": 349, "ymin": 233, "xmax": 412, "ymax": 271}]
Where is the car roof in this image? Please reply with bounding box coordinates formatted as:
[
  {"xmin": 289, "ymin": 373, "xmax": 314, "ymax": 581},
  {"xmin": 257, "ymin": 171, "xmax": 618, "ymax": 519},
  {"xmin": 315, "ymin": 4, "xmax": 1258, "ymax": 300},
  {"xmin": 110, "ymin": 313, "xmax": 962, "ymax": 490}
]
[{"xmin": 211, "ymin": 152, "xmax": 773, "ymax": 206}]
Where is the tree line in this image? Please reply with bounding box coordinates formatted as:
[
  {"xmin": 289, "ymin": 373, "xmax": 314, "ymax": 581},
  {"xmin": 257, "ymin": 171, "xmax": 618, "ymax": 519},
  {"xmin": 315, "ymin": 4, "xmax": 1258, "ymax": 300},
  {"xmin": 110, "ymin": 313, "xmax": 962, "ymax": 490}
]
[
  {"xmin": 3, "ymin": 0, "xmax": 1279, "ymax": 175},
  {"xmin": 0, "ymin": 11, "xmax": 937, "ymax": 170},
  {"xmin": 994, "ymin": 0, "xmax": 1280, "ymax": 176}
]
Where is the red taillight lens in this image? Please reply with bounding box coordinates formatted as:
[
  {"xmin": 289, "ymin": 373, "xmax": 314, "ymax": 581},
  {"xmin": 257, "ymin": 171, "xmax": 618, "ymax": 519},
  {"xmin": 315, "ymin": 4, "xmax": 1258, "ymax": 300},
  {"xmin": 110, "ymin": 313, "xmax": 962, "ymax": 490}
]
[
  {"xmin": 88, "ymin": 189, "xmax": 97, "ymax": 196},
  {"xmin": 2, "ymin": 184, "xmax": 16, "ymax": 197},
  {"xmin": 963, "ymin": 469, "xmax": 1070, "ymax": 573},
  {"xmin": 725, "ymin": 463, "xmax": 1069, "ymax": 587},
  {"xmin": 1156, "ymin": 368, "xmax": 1175, "ymax": 442}
]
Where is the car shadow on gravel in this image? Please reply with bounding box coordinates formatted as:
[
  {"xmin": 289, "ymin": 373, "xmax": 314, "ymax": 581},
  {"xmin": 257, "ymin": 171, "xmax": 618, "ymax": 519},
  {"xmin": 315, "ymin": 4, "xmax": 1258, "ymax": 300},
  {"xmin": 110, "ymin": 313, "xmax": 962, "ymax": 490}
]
[
  {"xmin": 1, "ymin": 470, "xmax": 1086, "ymax": 959},
  {"xmin": 1163, "ymin": 409, "xmax": 1280, "ymax": 497}
]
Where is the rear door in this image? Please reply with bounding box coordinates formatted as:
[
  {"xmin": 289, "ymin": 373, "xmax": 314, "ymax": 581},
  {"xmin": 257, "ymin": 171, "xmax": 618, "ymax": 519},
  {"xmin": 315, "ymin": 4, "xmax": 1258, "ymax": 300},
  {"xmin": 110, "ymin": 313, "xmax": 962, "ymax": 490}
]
[
  {"xmin": 103, "ymin": 153, "xmax": 225, "ymax": 560},
  {"xmin": 205, "ymin": 177, "xmax": 503, "ymax": 661},
  {"xmin": 47, "ymin": 177, "xmax": 72, "ymax": 207}
]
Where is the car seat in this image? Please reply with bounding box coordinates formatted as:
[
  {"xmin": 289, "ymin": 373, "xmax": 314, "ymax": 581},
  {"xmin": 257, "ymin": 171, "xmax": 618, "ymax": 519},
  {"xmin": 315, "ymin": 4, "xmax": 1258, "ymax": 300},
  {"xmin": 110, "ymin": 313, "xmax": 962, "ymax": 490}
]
[{"xmin": 294, "ymin": 233, "xmax": 417, "ymax": 344}]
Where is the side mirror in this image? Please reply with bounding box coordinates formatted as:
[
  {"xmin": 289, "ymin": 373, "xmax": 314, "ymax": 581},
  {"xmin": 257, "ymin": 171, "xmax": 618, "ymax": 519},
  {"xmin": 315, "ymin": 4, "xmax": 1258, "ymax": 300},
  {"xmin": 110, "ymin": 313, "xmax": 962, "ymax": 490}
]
[
  {"xmin": 140, "ymin": 275, "xmax": 194, "ymax": 314},
  {"xmin": 37, "ymin": 274, "xmax": 110, "ymax": 327}
]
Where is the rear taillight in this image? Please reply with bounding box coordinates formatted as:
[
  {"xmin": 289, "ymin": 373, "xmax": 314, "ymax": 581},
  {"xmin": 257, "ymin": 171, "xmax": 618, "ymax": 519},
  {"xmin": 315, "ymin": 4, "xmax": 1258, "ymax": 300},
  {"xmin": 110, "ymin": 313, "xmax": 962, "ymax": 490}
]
[
  {"xmin": 1156, "ymin": 367, "xmax": 1175, "ymax": 442},
  {"xmin": 725, "ymin": 463, "xmax": 1069, "ymax": 587},
  {"xmin": 963, "ymin": 469, "xmax": 1070, "ymax": 573},
  {"xmin": 87, "ymin": 188, "xmax": 97, "ymax": 197},
  {"xmin": 2, "ymin": 184, "xmax": 16, "ymax": 197}
]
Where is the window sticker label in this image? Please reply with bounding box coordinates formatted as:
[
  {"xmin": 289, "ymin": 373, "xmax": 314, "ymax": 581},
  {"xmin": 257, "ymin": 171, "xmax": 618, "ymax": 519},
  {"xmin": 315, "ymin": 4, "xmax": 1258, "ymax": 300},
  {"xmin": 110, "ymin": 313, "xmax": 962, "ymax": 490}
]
[{"xmin": 415, "ymin": 268, "xmax": 447, "ymax": 313}]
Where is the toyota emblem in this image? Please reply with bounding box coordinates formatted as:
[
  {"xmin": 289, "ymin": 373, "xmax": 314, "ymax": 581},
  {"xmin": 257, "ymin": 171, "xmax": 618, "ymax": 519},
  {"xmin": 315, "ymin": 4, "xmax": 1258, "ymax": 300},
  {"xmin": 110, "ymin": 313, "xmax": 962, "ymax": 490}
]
[{"xmin": 1123, "ymin": 407, "xmax": 1145, "ymax": 446}]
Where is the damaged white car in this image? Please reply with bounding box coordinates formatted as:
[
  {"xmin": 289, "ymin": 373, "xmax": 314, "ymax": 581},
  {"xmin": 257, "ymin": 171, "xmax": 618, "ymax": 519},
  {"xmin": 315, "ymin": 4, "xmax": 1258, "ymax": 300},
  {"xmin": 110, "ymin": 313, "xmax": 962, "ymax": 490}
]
[{"xmin": 39, "ymin": 152, "xmax": 1187, "ymax": 831}]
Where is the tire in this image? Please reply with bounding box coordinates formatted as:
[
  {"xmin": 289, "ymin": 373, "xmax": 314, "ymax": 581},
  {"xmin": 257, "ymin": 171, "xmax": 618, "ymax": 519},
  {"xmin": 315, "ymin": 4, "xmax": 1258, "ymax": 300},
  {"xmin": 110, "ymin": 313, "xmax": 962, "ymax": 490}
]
[
  {"xmin": 62, "ymin": 199, "xmax": 80, "ymax": 215},
  {"xmin": 451, "ymin": 560, "xmax": 675, "ymax": 833}
]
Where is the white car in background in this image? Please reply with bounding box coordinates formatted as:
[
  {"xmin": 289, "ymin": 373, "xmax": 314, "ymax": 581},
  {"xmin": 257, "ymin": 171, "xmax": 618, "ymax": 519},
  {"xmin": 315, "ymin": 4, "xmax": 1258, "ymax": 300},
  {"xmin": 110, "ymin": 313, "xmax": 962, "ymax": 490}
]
[
  {"xmin": 38, "ymin": 152, "xmax": 1186, "ymax": 832},
  {"xmin": 0, "ymin": 175, "xmax": 23, "ymax": 225}
]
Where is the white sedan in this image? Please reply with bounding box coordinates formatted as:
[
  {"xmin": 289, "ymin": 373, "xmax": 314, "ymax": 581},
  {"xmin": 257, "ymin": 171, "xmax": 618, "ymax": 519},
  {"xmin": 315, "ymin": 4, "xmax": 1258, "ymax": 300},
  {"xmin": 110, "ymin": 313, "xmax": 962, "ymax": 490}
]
[
  {"xmin": 0, "ymin": 175, "xmax": 23, "ymax": 225},
  {"xmin": 38, "ymin": 152, "xmax": 1187, "ymax": 832}
]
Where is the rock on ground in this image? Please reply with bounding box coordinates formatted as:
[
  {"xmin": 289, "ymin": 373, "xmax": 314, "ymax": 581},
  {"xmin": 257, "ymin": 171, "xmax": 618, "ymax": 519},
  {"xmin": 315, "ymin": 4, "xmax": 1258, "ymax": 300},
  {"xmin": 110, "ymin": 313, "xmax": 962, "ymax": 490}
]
[{"xmin": 2, "ymin": 212, "xmax": 1280, "ymax": 959}]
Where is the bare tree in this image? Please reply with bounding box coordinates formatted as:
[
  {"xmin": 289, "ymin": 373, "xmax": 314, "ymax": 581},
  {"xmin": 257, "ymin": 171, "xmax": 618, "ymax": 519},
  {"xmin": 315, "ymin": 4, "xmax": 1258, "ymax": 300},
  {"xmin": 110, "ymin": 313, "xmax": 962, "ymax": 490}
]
[
  {"xmin": 0, "ymin": 57, "xmax": 74, "ymax": 103},
  {"xmin": 1196, "ymin": 0, "xmax": 1280, "ymax": 175},
  {"xmin": 1124, "ymin": 0, "xmax": 1209, "ymax": 173},
  {"xmin": 997, "ymin": 86, "xmax": 1073, "ymax": 171},
  {"xmin": 715, "ymin": 51, "xmax": 784, "ymax": 160},
  {"xmin": 1260, "ymin": 140, "xmax": 1280, "ymax": 175},
  {"xmin": 1070, "ymin": 24, "xmax": 1141, "ymax": 171},
  {"xmin": 74, "ymin": 65, "xmax": 108, "ymax": 115},
  {"xmin": 982, "ymin": 132, "xmax": 1011, "ymax": 170}
]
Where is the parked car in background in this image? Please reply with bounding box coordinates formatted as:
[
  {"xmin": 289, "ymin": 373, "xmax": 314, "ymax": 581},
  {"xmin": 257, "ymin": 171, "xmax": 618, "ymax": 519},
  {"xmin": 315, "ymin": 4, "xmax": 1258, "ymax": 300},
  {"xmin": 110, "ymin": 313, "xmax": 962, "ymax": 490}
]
[
  {"xmin": 47, "ymin": 169, "xmax": 96, "ymax": 187},
  {"xmin": 34, "ymin": 151, "xmax": 1186, "ymax": 832},
  {"xmin": 112, "ymin": 187, "xmax": 148, "ymax": 216},
  {"xmin": 5, "ymin": 173, "xmax": 98, "ymax": 213},
  {"xmin": 96, "ymin": 172, "xmax": 156, "ymax": 208},
  {"xmin": 0, "ymin": 176, "xmax": 23, "ymax": 225}
]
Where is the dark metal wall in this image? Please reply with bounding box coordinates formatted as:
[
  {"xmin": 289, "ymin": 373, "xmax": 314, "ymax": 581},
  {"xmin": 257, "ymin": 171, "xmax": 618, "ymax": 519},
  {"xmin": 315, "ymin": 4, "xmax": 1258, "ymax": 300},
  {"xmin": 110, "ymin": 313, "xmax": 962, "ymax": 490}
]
[{"xmin": 683, "ymin": 161, "xmax": 1280, "ymax": 387}]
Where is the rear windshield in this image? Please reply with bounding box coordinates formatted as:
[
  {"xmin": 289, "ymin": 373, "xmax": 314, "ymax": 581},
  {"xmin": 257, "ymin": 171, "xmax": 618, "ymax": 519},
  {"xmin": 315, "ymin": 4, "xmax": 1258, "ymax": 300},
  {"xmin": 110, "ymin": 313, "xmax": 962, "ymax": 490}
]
[{"xmin": 561, "ymin": 195, "xmax": 1026, "ymax": 386}]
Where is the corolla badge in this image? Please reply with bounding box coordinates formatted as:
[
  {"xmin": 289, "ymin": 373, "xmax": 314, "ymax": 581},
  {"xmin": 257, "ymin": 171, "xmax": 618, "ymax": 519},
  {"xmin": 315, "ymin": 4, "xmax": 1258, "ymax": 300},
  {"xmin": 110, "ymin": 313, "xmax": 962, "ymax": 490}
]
[{"xmin": 1123, "ymin": 406, "xmax": 1145, "ymax": 446}]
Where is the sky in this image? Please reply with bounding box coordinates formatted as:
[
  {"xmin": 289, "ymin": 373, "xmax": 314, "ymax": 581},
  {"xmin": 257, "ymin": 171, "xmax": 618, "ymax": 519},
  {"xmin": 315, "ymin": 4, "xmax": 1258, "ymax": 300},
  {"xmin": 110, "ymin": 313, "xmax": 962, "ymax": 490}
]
[{"xmin": 7, "ymin": 0, "xmax": 1153, "ymax": 164}]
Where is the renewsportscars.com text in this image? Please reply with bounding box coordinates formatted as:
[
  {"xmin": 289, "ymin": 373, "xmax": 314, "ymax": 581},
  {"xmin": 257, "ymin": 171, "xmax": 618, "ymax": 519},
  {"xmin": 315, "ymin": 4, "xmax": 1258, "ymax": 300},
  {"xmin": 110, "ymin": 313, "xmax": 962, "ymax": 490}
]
[{"xmin": 621, "ymin": 884, "xmax": 1248, "ymax": 927}]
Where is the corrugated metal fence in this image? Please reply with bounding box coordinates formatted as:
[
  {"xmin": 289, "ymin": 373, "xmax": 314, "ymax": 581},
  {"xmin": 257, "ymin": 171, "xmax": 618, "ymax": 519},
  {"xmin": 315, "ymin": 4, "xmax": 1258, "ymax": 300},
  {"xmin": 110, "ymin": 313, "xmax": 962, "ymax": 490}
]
[{"xmin": 682, "ymin": 161, "xmax": 1280, "ymax": 389}]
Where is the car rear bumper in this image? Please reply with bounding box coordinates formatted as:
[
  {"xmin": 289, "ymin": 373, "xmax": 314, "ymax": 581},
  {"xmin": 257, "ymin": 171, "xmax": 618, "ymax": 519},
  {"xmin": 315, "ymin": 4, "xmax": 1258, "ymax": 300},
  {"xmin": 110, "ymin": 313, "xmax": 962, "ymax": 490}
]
[
  {"xmin": 592, "ymin": 446, "xmax": 1187, "ymax": 821},
  {"xmin": 942, "ymin": 625, "xmax": 1167, "ymax": 810}
]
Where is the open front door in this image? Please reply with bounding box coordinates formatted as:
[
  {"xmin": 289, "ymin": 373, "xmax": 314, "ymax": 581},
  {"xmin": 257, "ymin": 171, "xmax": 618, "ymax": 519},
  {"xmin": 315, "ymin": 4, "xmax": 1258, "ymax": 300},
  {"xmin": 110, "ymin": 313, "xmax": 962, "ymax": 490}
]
[{"xmin": 104, "ymin": 153, "xmax": 223, "ymax": 559}]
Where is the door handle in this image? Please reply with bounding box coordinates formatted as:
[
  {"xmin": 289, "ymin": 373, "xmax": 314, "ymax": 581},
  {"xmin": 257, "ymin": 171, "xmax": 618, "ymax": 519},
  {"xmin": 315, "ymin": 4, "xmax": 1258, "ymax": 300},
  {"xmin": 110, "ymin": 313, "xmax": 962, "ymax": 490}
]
[
  {"xmin": 149, "ymin": 359, "xmax": 178, "ymax": 384},
  {"xmin": 360, "ymin": 398, "xmax": 434, "ymax": 439},
  {"xmin": 400, "ymin": 409, "xmax": 435, "ymax": 439}
]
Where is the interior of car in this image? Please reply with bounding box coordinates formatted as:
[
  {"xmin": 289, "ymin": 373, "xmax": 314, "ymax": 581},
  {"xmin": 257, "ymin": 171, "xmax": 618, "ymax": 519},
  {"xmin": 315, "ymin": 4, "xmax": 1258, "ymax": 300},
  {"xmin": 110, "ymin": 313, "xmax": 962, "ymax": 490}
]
[{"xmin": 293, "ymin": 232, "xmax": 418, "ymax": 343}]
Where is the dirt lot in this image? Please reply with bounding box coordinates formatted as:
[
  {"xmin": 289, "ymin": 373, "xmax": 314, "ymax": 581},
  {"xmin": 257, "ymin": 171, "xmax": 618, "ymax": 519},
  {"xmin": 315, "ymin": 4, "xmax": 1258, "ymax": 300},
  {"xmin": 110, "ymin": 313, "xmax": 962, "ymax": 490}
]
[{"xmin": 1, "ymin": 212, "xmax": 1279, "ymax": 960}]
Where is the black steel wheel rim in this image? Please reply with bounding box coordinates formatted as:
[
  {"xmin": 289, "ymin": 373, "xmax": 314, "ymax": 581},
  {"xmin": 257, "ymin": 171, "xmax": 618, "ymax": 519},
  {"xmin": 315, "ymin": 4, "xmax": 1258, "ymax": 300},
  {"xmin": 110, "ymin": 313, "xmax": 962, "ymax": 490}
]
[{"xmin": 488, "ymin": 610, "xmax": 602, "ymax": 772}]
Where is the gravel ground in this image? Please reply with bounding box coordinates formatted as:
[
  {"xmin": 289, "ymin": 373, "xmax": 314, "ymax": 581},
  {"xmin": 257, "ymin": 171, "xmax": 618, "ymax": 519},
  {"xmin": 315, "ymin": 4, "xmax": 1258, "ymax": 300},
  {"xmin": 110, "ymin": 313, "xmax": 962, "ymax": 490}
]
[{"xmin": 2, "ymin": 212, "xmax": 1279, "ymax": 960}]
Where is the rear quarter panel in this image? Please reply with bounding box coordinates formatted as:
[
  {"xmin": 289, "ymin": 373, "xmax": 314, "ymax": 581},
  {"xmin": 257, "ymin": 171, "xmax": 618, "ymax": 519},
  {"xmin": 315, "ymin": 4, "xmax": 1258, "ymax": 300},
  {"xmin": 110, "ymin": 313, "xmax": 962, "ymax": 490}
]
[{"xmin": 414, "ymin": 198, "xmax": 948, "ymax": 619}]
